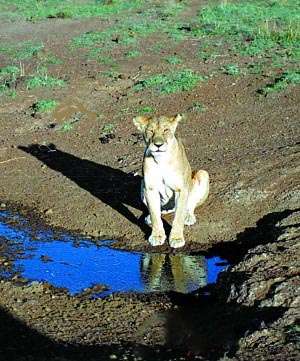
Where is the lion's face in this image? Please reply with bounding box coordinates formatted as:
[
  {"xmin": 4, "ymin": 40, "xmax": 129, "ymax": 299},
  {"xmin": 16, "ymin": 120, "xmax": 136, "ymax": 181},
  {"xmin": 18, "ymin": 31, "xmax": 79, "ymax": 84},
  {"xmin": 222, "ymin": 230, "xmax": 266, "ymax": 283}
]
[{"xmin": 133, "ymin": 114, "xmax": 182, "ymax": 157}]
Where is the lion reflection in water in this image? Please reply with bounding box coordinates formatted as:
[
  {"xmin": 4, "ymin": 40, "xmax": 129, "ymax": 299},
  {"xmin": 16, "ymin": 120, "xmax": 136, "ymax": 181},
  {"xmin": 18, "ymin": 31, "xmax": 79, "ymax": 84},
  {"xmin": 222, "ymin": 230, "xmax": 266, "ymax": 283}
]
[{"xmin": 141, "ymin": 253, "xmax": 207, "ymax": 294}]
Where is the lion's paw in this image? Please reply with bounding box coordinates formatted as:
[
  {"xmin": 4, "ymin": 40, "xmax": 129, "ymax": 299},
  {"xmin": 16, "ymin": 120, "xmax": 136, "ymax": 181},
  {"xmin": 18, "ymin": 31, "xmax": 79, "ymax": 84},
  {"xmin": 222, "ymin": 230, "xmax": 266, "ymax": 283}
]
[
  {"xmin": 184, "ymin": 213, "xmax": 196, "ymax": 226},
  {"xmin": 169, "ymin": 234, "xmax": 185, "ymax": 249},
  {"xmin": 148, "ymin": 231, "xmax": 166, "ymax": 246}
]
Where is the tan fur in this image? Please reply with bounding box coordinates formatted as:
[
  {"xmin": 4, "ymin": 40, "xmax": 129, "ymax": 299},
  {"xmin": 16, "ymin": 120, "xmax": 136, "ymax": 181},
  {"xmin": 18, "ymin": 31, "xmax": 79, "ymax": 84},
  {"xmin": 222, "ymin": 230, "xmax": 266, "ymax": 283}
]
[{"xmin": 133, "ymin": 114, "xmax": 209, "ymax": 248}]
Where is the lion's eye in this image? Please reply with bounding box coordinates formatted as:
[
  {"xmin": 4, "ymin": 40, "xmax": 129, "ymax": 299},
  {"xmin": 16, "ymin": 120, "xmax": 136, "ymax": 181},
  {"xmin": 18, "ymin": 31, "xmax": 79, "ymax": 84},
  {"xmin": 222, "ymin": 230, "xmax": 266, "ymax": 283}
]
[
  {"xmin": 147, "ymin": 129, "xmax": 153, "ymax": 135},
  {"xmin": 164, "ymin": 128, "xmax": 170, "ymax": 133}
]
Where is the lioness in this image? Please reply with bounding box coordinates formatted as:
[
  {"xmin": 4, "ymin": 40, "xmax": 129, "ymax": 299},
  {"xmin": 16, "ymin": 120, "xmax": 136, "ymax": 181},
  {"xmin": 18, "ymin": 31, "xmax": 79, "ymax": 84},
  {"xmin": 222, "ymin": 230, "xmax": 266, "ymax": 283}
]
[{"xmin": 133, "ymin": 114, "xmax": 209, "ymax": 248}]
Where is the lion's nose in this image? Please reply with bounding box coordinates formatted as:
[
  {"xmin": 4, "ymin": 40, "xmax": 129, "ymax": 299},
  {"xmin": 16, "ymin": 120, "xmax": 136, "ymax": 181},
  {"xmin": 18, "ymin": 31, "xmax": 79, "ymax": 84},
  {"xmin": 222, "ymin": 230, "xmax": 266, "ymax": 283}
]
[{"xmin": 154, "ymin": 142, "xmax": 163, "ymax": 149}]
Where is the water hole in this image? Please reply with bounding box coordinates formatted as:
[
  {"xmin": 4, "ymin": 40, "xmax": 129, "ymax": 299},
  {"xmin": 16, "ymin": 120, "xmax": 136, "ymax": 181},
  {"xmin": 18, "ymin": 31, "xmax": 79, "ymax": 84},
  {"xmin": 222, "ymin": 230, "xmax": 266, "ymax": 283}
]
[{"xmin": 0, "ymin": 210, "xmax": 229, "ymax": 297}]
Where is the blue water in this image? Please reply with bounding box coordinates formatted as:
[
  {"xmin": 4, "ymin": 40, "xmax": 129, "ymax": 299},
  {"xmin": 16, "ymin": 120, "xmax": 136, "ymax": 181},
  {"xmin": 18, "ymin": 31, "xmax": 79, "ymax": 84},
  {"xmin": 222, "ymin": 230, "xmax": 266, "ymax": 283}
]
[{"xmin": 0, "ymin": 211, "xmax": 229, "ymax": 296}]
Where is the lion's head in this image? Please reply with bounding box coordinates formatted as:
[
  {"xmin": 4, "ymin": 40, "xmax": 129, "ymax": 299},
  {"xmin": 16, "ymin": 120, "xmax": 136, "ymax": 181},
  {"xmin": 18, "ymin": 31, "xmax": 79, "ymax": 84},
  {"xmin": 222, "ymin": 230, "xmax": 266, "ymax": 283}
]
[{"xmin": 133, "ymin": 114, "xmax": 182, "ymax": 156}]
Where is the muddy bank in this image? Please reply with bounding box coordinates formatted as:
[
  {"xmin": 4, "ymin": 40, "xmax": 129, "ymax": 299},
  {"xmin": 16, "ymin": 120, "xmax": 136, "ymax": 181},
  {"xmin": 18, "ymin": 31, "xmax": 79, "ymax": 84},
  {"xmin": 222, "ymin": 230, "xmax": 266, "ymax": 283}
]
[{"xmin": 0, "ymin": 207, "xmax": 299, "ymax": 360}]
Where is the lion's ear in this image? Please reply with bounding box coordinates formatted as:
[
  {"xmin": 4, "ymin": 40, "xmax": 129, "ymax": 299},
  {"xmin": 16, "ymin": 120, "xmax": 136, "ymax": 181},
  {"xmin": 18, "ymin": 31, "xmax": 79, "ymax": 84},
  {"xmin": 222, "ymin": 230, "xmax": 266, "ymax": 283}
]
[
  {"xmin": 172, "ymin": 114, "xmax": 182, "ymax": 124},
  {"xmin": 169, "ymin": 114, "xmax": 182, "ymax": 126},
  {"xmin": 133, "ymin": 116, "xmax": 149, "ymax": 132}
]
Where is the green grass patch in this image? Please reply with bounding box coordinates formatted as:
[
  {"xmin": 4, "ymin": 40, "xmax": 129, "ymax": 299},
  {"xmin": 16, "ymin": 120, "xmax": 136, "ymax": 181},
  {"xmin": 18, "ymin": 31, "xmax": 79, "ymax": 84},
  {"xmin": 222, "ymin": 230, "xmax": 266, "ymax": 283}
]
[
  {"xmin": 104, "ymin": 70, "xmax": 120, "ymax": 79},
  {"xmin": 194, "ymin": 1, "xmax": 300, "ymax": 60},
  {"xmin": 135, "ymin": 106, "xmax": 156, "ymax": 113},
  {"xmin": 0, "ymin": 42, "xmax": 44, "ymax": 60},
  {"xmin": 27, "ymin": 67, "xmax": 66, "ymax": 89},
  {"xmin": 164, "ymin": 57, "xmax": 183, "ymax": 64},
  {"xmin": 221, "ymin": 64, "xmax": 240, "ymax": 76},
  {"xmin": 98, "ymin": 56, "xmax": 115, "ymax": 64},
  {"xmin": 33, "ymin": 99, "xmax": 59, "ymax": 113},
  {"xmin": 11, "ymin": 42, "xmax": 44, "ymax": 60},
  {"xmin": 260, "ymin": 69, "xmax": 300, "ymax": 94},
  {"xmin": 70, "ymin": 2, "xmax": 188, "ymax": 59},
  {"xmin": 0, "ymin": 0, "xmax": 142, "ymax": 20},
  {"xmin": 125, "ymin": 50, "xmax": 140, "ymax": 58},
  {"xmin": 43, "ymin": 56, "xmax": 62, "ymax": 65},
  {"xmin": 59, "ymin": 124, "xmax": 73, "ymax": 132},
  {"xmin": 134, "ymin": 69, "xmax": 206, "ymax": 94}
]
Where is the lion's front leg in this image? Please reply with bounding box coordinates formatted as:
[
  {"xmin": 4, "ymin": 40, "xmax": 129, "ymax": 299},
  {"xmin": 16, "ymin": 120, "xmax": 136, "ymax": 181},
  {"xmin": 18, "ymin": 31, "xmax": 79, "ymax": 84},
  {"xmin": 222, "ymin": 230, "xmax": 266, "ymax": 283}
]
[
  {"xmin": 144, "ymin": 187, "xmax": 166, "ymax": 246},
  {"xmin": 169, "ymin": 188, "xmax": 188, "ymax": 248}
]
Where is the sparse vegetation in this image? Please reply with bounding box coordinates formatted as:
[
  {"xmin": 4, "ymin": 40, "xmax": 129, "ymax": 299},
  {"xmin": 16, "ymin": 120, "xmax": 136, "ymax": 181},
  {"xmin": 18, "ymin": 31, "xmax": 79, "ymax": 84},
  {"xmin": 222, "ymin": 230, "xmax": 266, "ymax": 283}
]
[
  {"xmin": 286, "ymin": 323, "xmax": 300, "ymax": 343},
  {"xmin": 0, "ymin": 0, "xmax": 142, "ymax": 20},
  {"xmin": 0, "ymin": 65, "xmax": 20, "ymax": 95},
  {"xmin": 101, "ymin": 123, "xmax": 114, "ymax": 136},
  {"xmin": 124, "ymin": 50, "xmax": 140, "ymax": 58},
  {"xmin": 260, "ymin": 69, "xmax": 300, "ymax": 94},
  {"xmin": 188, "ymin": 103, "xmax": 206, "ymax": 113},
  {"xmin": 221, "ymin": 64, "xmax": 240, "ymax": 76},
  {"xmin": 26, "ymin": 67, "xmax": 66, "ymax": 89},
  {"xmin": 32, "ymin": 99, "xmax": 59, "ymax": 113},
  {"xmin": 193, "ymin": 0, "xmax": 300, "ymax": 90},
  {"xmin": 134, "ymin": 69, "xmax": 206, "ymax": 94},
  {"xmin": 164, "ymin": 57, "xmax": 183, "ymax": 64},
  {"xmin": 135, "ymin": 106, "xmax": 155, "ymax": 113}
]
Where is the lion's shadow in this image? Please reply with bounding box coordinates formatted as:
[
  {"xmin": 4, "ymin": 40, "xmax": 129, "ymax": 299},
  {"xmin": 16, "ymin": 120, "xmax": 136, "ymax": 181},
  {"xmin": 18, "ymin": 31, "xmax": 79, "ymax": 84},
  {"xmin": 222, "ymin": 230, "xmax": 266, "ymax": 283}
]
[{"xmin": 19, "ymin": 144, "xmax": 151, "ymax": 234}]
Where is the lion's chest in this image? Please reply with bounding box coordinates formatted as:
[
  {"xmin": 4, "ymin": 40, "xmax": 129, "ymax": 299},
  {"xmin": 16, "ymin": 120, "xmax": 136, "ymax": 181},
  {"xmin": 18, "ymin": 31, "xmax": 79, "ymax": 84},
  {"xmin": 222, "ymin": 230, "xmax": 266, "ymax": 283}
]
[{"xmin": 144, "ymin": 158, "xmax": 183, "ymax": 192}]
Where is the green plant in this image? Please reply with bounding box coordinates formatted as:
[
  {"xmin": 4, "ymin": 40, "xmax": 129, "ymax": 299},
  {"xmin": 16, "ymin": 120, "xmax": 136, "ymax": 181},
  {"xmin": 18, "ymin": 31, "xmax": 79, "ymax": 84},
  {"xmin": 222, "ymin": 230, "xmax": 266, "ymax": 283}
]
[
  {"xmin": 188, "ymin": 103, "xmax": 206, "ymax": 112},
  {"xmin": 101, "ymin": 124, "xmax": 114, "ymax": 135},
  {"xmin": 59, "ymin": 124, "xmax": 73, "ymax": 132},
  {"xmin": 135, "ymin": 106, "xmax": 155, "ymax": 113},
  {"xmin": 10, "ymin": 90, "xmax": 17, "ymax": 99},
  {"xmin": 286, "ymin": 323, "xmax": 300, "ymax": 342},
  {"xmin": 124, "ymin": 50, "xmax": 140, "ymax": 58},
  {"xmin": 221, "ymin": 64, "xmax": 240, "ymax": 76},
  {"xmin": 261, "ymin": 69, "xmax": 300, "ymax": 94},
  {"xmin": 43, "ymin": 56, "xmax": 62, "ymax": 65},
  {"xmin": 26, "ymin": 67, "xmax": 66, "ymax": 89},
  {"xmin": 104, "ymin": 70, "xmax": 120, "ymax": 79},
  {"xmin": 33, "ymin": 99, "xmax": 59, "ymax": 113},
  {"xmin": 98, "ymin": 56, "xmax": 115, "ymax": 64},
  {"xmin": 0, "ymin": 65, "xmax": 20, "ymax": 95},
  {"xmin": 164, "ymin": 57, "xmax": 183, "ymax": 64},
  {"xmin": 11, "ymin": 42, "xmax": 44, "ymax": 60},
  {"xmin": 134, "ymin": 69, "xmax": 206, "ymax": 94}
]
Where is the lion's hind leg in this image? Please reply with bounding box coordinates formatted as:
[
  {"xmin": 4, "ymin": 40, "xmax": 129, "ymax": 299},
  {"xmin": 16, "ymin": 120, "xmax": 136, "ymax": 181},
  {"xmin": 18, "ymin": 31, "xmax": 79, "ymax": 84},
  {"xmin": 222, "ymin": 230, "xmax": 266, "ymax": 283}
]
[{"xmin": 185, "ymin": 170, "xmax": 209, "ymax": 226}]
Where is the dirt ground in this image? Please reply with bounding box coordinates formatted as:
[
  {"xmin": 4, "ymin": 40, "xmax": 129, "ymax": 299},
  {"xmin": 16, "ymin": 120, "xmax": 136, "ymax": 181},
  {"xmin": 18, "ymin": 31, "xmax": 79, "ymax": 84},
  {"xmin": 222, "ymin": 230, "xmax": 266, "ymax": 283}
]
[{"xmin": 0, "ymin": 2, "xmax": 300, "ymax": 360}]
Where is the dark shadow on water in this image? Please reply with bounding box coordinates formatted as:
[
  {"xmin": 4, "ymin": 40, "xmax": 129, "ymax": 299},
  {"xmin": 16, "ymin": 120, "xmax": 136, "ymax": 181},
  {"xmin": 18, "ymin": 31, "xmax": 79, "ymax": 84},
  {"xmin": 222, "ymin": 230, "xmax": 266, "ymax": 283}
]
[{"xmin": 18, "ymin": 144, "xmax": 152, "ymax": 236}]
